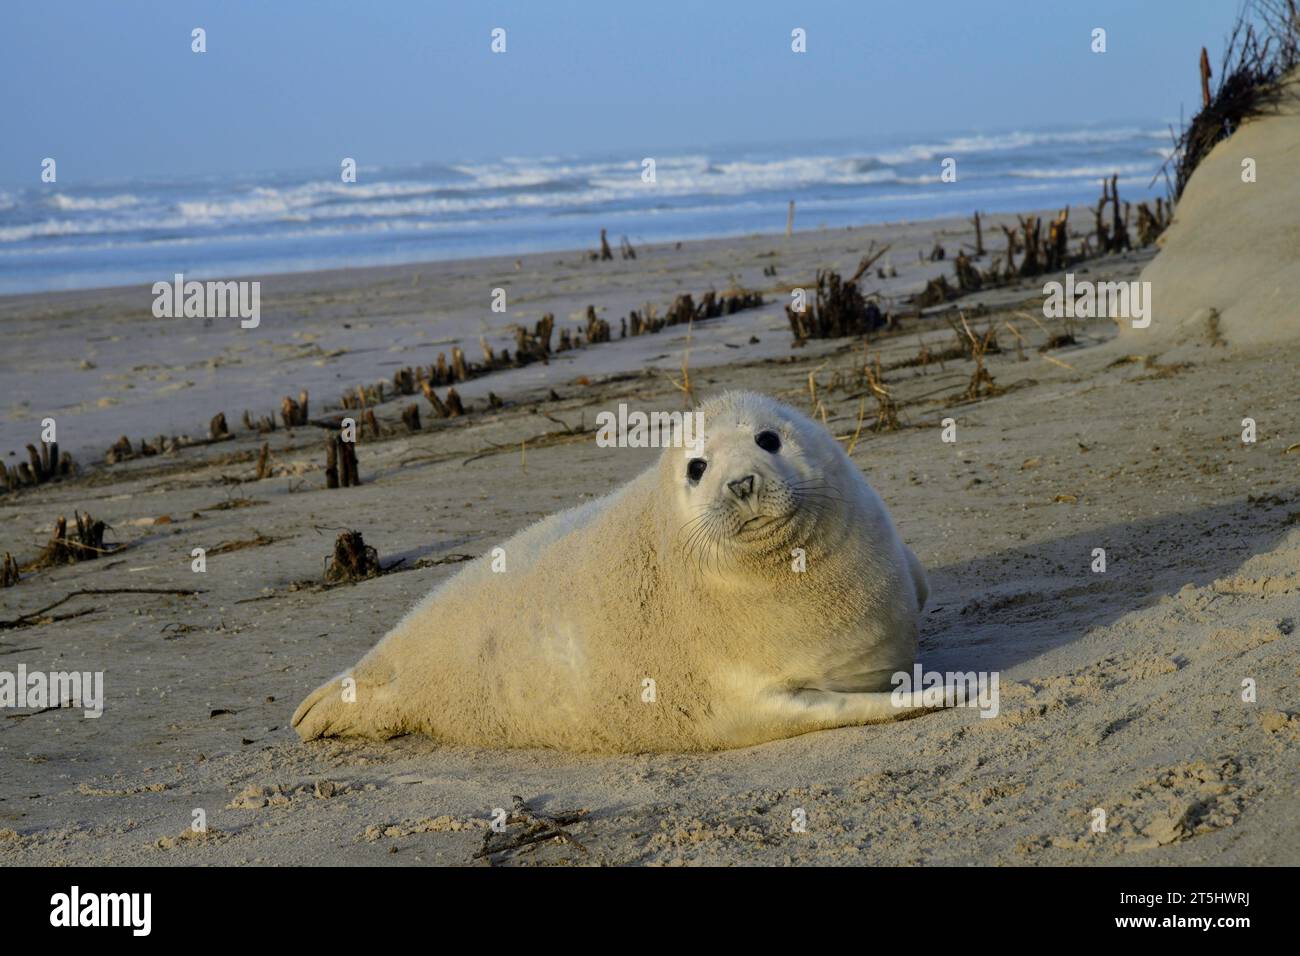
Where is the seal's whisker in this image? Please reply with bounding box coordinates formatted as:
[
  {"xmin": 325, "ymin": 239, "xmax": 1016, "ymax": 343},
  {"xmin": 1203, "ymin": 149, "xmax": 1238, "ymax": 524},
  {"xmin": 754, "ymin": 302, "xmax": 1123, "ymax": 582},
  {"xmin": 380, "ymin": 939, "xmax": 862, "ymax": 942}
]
[
  {"xmin": 796, "ymin": 492, "xmax": 847, "ymax": 506},
  {"xmin": 685, "ymin": 508, "xmax": 725, "ymax": 576},
  {"xmin": 790, "ymin": 480, "xmax": 843, "ymax": 492},
  {"xmin": 681, "ymin": 519, "xmax": 710, "ymax": 572},
  {"xmin": 705, "ymin": 513, "xmax": 727, "ymax": 577},
  {"xmin": 677, "ymin": 511, "xmax": 712, "ymax": 542},
  {"xmin": 677, "ymin": 502, "xmax": 714, "ymax": 530}
]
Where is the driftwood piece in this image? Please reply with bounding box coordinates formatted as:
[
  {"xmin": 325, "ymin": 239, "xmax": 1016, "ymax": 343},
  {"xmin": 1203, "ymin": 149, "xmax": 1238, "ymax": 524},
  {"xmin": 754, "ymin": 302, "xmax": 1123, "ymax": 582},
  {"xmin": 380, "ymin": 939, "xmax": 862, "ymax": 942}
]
[
  {"xmin": 1200, "ymin": 46, "xmax": 1213, "ymax": 108},
  {"xmin": 1000, "ymin": 224, "xmax": 1019, "ymax": 278},
  {"xmin": 280, "ymin": 390, "xmax": 310, "ymax": 428},
  {"xmin": 209, "ymin": 412, "xmax": 230, "ymax": 440},
  {"xmin": 324, "ymin": 531, "xmax": 380, "ymax": 583},
  {"xmin": 474, "ymin": 795, "xmax": 589, "ymax": 863},
  {"xmin": 326, "ymin": 284, "xmax": 760, "ymax": 412},
  {"xmin": 325, "ymin": 438, "xmax": 339, "ymax": 489},
  {"xmin": 1134, "ymin": 199, "xmax": 1168, "ymax": 247},
  {"xmin": 788, "ymin": 270, "xmax": 886, "ymax": 342},
  {"xmin": 1045, "ymin": 207, "xmax": 1070, "ymax": 271},
  {"xmin": 0, "ymin": 587, "xmax": 204, "ymax": 631},
  {"xmin": 1017, "ymin": 215, "xmax": 1042, "ymax": 276},
  {"xmin": 584, "ymin": 305, "xmax": 611, "ymax": 343},
  {"xmin": 954, "ymin": 251, "xmax": 982, "ymax": 292},
  {"xmin": 1094, "ymin": 181, "xmax": 1111, "ymax": 253},
  {"xmin": 106, "ymin": 436, "xmax": 133, "ymax": 464},
  {"xmin": 339, "ymin": 438, "xmax": 360, "ymax": 487},
  {"xmin": 1, "ymin": 552, "xmax": 19, "ymax": 588},
  {"xmin": 243, "ymin": 410, "xmax": 277, "ymax": 434},
  {"xmin": 421, "ymin": 381, "xmax": 450, "ymax": 418},
  {"xmin": 845, "ymin": 243, "xmax": 891, "ymax": 285},
  {"xmin": 255, "ymin": 442, "xmax": 271, "ymax": 480},
  {"xmin": 7, "ymin": 440, "xmax": 71, "ymax": 489},
  {"xmin": 30, "ymin": 511, "xmax": 112, "ymax": 569},
  {"xmin": 1109, "ymin": 175, "xmax": 1130, "ymax": 252},
  {"xmin": 912, "ymin": 274, "xmax": 956, "ymax": 309},
  {"xmin": 393, "ymin": 367, "xmax": 416, "ymax": 395}
]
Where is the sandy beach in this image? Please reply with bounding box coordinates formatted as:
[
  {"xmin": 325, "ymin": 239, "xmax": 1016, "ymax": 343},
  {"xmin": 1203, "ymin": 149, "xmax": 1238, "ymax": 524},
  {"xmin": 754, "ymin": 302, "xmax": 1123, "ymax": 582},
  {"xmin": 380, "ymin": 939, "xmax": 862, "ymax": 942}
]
[{"xmin": 2, "ymin": 191, "xmax": 1297, "ymax": 864}]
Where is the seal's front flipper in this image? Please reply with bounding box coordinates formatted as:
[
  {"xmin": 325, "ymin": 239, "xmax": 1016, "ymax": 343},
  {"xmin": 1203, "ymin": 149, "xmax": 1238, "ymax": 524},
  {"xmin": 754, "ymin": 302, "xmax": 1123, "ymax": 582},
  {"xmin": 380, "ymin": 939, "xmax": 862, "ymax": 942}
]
[{"xmin": 291, "ymin": 667, "xmax": 402, "ymax": 741}]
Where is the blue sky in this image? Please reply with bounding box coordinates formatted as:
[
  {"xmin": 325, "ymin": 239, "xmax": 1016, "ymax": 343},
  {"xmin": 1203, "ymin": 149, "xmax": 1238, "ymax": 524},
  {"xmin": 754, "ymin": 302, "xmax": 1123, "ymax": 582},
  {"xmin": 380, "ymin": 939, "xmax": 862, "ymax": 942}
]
[{"xmin": 0, "ymin": 0, "xmax": 1245, "ymax": 186}]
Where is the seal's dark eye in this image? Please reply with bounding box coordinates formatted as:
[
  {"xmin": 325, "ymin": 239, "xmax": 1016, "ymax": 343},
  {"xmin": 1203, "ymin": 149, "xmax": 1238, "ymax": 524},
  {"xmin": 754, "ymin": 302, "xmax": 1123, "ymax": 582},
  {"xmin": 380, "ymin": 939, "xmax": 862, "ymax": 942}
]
[
  {"xmin": 687, "ymin": 458, "xmax": 707, "ymax": 482},
  {"xmin": 755, "ymin": 430, "xmax": 781, "ymax": 453}
]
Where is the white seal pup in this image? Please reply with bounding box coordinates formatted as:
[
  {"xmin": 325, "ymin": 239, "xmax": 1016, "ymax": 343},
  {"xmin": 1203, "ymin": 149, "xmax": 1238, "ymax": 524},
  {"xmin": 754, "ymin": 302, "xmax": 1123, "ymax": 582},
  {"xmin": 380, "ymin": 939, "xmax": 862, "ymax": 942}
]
[{"xmin": 293, "ymin": 390, "xmax": 933, "ymax": 752}]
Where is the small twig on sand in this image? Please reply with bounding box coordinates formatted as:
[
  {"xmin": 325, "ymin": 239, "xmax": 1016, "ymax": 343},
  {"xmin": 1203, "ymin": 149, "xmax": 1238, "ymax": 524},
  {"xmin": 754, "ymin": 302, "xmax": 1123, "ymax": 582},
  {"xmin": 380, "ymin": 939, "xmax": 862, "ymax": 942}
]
[
  {"xmin": 843, "ymin": 398, "xmax": 868, "ymax": 454},
  {"xmin": 4, "ymin": 705, "xmax": 62, "ymax": 721},
  {"xmin": 669, "ymin": 315, "xmax": 697, "ymax": 407},
  {"xmin": 845, "ymin": 242, "xmax": 892, "ymax": 285},
  {"xmin": 1, "ymin": 587, "xmax": 205, "ymax": 630},
  {"xmin": 474, "ymin": 795, "xmax": 589, "ymax": 863},
  {"xmin": 461, "ymin": 429, "xmax": 590, "ymax": 466},
  {"xmin": 1013, "ymin": 309, "xmax": 1052, "ymax": 338},
  {"xmin": 540, "ymin": 412, "xmax": 580, "ymax": 434},
  {"xmin": 806, "ymin": 362, "xmax": 828, "ymax": 411},
  {"xmin": 1041, "ymin": 353, "xmax": 1076, "ymax": 371}
]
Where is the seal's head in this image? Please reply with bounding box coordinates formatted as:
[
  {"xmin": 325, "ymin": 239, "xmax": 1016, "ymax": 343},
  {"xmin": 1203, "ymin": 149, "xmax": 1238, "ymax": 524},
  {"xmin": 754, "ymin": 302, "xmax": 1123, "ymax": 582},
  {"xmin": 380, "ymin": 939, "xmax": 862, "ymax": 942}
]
[{"xmin": 668, "ymin": 391, "xmax": 847, "ymax": 570}]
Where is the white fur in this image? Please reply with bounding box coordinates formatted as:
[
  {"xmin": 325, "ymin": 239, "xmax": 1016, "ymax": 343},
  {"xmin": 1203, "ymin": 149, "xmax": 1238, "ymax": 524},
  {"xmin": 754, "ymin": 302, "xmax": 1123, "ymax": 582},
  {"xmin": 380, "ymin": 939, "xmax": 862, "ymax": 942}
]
[{"xmin": 293, "ymin": 391, "xmax": 933, "ymax": 752}]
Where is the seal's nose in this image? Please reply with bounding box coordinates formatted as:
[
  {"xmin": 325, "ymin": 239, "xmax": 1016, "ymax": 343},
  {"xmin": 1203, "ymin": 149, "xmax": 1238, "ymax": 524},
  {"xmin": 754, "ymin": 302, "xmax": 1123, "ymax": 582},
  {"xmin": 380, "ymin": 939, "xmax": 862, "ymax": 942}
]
[{"xmin": 727, "ymin": 474, "xmax": 756, "ymax": 500}]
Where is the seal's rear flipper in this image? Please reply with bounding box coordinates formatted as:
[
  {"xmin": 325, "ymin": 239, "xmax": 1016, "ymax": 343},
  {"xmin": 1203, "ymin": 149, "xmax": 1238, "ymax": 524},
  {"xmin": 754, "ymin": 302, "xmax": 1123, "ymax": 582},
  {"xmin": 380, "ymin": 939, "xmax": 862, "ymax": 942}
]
[{"xmin": 761, "ymin": 687, "xmax": 942, "ymax": 742}]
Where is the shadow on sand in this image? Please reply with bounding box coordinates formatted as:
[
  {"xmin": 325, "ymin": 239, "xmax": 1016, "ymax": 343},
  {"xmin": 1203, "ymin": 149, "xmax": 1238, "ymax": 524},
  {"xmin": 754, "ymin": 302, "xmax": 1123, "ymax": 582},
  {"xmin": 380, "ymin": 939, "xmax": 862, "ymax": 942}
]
[{"xmin": 919, "ymin": 494, "xmax": 1296, "ymax": 674}]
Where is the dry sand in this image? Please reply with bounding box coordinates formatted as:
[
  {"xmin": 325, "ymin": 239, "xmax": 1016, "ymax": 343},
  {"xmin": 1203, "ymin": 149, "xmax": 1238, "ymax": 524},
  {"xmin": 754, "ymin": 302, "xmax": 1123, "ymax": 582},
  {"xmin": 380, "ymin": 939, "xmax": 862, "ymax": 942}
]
[
  {"xmin": 1132, "ymin": 73, "xmax": 1300, "ymax": 350},
  {"xmin": 1, "ymin": 200, "xmax": 1297, "ymax": 865}
]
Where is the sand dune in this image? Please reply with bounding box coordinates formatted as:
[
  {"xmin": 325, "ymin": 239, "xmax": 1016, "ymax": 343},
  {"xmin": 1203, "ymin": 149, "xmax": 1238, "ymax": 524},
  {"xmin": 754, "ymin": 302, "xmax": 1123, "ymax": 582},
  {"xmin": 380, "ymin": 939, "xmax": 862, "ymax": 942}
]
[{"xmin": 1134, "ymin": 71, "xmax": 1300, "ymax": 348}]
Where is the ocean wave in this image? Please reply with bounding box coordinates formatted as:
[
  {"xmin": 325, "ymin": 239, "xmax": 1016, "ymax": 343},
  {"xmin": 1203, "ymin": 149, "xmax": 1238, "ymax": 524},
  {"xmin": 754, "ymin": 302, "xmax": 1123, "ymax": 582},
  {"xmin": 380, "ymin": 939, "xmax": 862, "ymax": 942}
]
[
  {"xmin": 0, "ymin": 174, "xmax": 1160, "ymax": 260},
  {"xmin": 1006, "ymin": 161, "xmax": 1154, "ymax": 180},
  {"xmin": 0, "ymin": 128, "xmax": 1167, "ymax": 251},
  {"xmin": 450, "ymin": 166, "xmax": 568, "ymax": 189},
  {"xmin": 177, "ymin": 195, "xmax": 294, "ymax": 220},
  {"xmin": 47, "ymin": 192, "xmax": 144, "ymax": 211},
  {"xmin": 175, "ymin": 178, "xmax": 479, "ymax": 221},
  {"xmin": 874, "ymin": 127, "xmax": 1167, "ymax": 164},
  {"xmin": 0, "ymin": 215, "xmax": 164, "ymax": 243}
]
